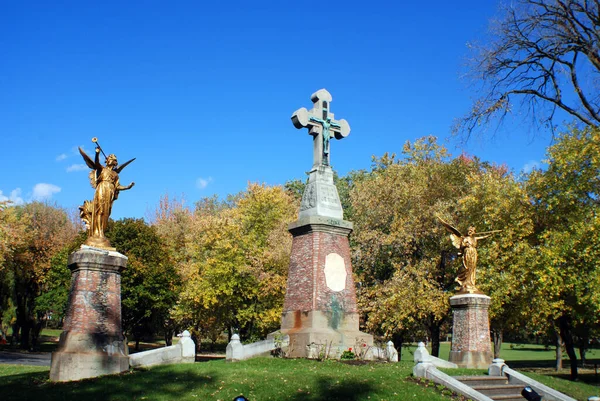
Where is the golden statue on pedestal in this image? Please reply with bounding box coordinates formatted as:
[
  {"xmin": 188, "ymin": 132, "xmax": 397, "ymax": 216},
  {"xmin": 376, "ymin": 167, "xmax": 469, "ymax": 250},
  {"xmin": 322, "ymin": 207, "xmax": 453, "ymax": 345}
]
[
  {"xmin": 437, "ymin": 216, "xmax": 501, "ymax": 294},
  {"xmin": 78, "ymin": 138, "xmax": 135, "ymax": 249}
]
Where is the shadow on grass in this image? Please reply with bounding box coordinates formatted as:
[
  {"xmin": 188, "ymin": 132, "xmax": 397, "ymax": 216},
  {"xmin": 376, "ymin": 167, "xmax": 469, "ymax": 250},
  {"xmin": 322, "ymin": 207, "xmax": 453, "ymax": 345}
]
[
  {"xmin": 507, "ymin": 358, "xmax": 600, "ymax": 369},
  {"xmin": 507, "ymin": 347, "xmax": 554, "ymax": 352},
  {"xmin": 0, "ymin": 370, "xmax": 49, "ymax": 392},
  {"xmin": 289, "ymin": 376, "xmax": 374, "ymax": 401},
  {"xmin": 546, "ymin": 372, "xmax": 600, "ymax": 385},
  {"xmin": 1, "ymin": 367, "xmax": 217, "ymax": 401}
]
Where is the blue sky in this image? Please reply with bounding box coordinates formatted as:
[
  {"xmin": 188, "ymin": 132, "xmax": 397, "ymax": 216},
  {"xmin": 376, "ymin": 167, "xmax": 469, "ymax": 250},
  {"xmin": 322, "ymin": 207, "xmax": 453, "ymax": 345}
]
[{"xmin": 0, "ymin": 1, "xmax": 554, "ymax": 220}]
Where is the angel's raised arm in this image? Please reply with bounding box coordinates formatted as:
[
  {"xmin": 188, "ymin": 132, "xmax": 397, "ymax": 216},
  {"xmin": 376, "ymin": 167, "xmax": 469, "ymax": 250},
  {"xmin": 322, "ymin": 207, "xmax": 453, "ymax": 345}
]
[{"xmin": 475, "ymin": 229, "xmax": 501, "ymax": 241}]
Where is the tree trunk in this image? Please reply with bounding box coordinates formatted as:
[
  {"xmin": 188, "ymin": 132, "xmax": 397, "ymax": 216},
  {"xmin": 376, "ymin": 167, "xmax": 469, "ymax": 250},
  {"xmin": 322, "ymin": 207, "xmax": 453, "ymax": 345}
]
[
  {"xmin": 428, "ymin": 321, "xmax": 441, "ymax": 357},
  {"xmin": 578, "ymin": 342, "xmax": 587, "ymax": 367},
  {"xmin": 392, "ymin": 332, "xmax": 404, "ymax": 361},
  {"xmin": 492, "ymin": 330, "xmax": 503, "ymax": 359},
  {"xmin": 19, "ymin": 320, "xmax": 31, "ymax": 350},
  {"xmin": 135, "ymin": 338, "xmax": 140, "ymax": 352},
  {"xmin": 558, "ymin": 315, "xmax": 578, "ymax": 381},
  {"xmin": 30, "ymin": 319, "xmax": 43, "ymax": 351},
  {"xmin": 555, "ymin": 332, "xmax": 563, "ymax": 371},
  {"xmin": 10, "ymin": 323, "xmax": 19, "ymax": 345},
  {"xmin": 163, "ymin": 323, "xmax": 174, "ymax": 347}
]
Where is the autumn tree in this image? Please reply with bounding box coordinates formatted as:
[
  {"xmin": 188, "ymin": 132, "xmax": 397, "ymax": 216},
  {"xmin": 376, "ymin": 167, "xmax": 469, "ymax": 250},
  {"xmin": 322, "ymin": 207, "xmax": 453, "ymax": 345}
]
[
  {"xmin": 150, "ymin": 193, "xmax": 192, "ymax": 268},
  {"xmin": 351, "ymin": 138, "xmax": 471, "ymax": 356},
  {"xmin": 456, "ymin": 160, "xmax": 537, "ymax": 357},
  {"xmin": 1, "ymin": 202, "xmax": 78, "ymax": 349},
  {"xmin": 457, "ymin": 0, "xmax": 600, "ymax": 138},
  {"xmin": 170, "ymin": 184, "xmax": 297, "ymax": 346},
  {"xmin": 526, "ymin": 126, "xmax": 600, "ymax": 380},
  {"xmin": 351, "ymin": 136, "xmax": 535, "ymax": 358}
]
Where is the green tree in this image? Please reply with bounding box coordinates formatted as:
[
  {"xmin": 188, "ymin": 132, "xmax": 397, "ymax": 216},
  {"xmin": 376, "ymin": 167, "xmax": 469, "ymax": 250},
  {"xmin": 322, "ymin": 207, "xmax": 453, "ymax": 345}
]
[
  {"xmin": 526, "ymin": 126, "xmax": 600, "ymax": 380},
  {"xmin": 105, "ymin": 218, "xmax": 181, "ymax": 350},
  {"xmin": 34, "ymin": 233, "xmax": 86, "ymax": 327}
]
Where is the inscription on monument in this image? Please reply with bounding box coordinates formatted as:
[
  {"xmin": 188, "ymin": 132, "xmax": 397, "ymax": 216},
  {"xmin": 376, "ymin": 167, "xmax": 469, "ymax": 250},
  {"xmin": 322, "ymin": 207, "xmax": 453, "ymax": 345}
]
[
  {"xmin": 319, "ymin": 185, "xmax": 341, "ymax": 206},
  {"xmin": 324, "ymin": 253, "xmax": 347, "ymax": 292}
]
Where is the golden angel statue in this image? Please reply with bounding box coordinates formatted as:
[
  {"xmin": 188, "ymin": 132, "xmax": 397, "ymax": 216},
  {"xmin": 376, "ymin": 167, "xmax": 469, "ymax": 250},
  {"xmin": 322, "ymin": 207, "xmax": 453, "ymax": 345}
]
[
  {"xmin": 78, "ymin": 138, "xmax": 135, "ymax": 249},
  {"xmin": 437, "ymin": 216, "xmax": 500, "ymax": 294}
]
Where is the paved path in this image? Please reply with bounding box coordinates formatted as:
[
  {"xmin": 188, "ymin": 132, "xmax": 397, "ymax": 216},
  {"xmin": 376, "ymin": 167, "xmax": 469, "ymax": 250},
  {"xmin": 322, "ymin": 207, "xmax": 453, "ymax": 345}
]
[{"xmin": 0, "ymin": 351, "xmax": 51, "ymax": 366}]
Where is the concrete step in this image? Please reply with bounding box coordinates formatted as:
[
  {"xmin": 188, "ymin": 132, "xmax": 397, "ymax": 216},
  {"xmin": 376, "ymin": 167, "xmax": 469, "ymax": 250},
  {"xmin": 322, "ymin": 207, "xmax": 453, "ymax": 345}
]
[
  {"xmin": 453, "ymin": 376, "xmax": 525, "ymax": 400},
  {"xmin": 471, "ymin": 384, "xmax": 523, "ymax": 396},
  {"xmin": 489, "ymin": 395, "xmax": 525, "ymax": 401},
  {"xmin": 453, "ymin": 375, "xmax": 509, "ymax": 386}
]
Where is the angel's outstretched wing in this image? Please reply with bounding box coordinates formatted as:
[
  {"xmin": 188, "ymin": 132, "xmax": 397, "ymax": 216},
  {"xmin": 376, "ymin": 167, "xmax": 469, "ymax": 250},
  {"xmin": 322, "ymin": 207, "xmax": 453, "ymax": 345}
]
[
  {"xmin": 437, "ymin": 216, "xmax": 463, "ymax": 250},
  {"xmin": 115, "ymin": 158, "xmax": 136, "ymax": 173},
  {"xmin": 79, "ymin": 147, "xmax": 101, "ymax": 189},
  {"xmin": 79, "ymin": 147, "xmax": 99, "ymax": 169}
]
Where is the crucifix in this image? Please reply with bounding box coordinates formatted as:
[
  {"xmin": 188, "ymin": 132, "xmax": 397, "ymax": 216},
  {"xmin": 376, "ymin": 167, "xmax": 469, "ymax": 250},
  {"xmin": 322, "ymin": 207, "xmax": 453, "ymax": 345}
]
[{"xmin": 291, "ymin": 89, "xmax": 350, "ymax": 168}]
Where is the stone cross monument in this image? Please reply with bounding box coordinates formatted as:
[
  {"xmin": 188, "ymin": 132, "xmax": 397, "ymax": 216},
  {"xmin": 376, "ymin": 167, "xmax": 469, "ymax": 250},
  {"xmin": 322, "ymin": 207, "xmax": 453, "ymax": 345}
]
[
  {"xmin": 291, "ymin": 88, "xmax": 350, "ymax": 169},
  {"xmin": 291, "ymin": 89, "xmax": 350, "ymax": 220},
  {"xmin": 275, "ymin": 89, "xmax": 372, "ymax": 358}
]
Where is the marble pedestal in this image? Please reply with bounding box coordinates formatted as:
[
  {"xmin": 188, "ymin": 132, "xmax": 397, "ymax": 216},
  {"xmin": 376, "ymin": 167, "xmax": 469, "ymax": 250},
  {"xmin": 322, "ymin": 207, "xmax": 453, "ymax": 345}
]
[
  {"xmin": 276, "ymin": 216, "xmax": 373, "ymax": 358},
  {"xmin": 448, "ymin": 293, "xmax": 492, "ymax": 369},
  {"xmin": 50, "ymin": 247, "xmax": 129, "ymax": 382}
]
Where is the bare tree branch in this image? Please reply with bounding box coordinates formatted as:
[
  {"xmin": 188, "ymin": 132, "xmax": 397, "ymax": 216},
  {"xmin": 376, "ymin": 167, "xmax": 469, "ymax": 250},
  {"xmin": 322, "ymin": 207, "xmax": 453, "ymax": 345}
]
[{"xmin": 456, "ymin": 0, "xmax": 600, "ymax": 140}]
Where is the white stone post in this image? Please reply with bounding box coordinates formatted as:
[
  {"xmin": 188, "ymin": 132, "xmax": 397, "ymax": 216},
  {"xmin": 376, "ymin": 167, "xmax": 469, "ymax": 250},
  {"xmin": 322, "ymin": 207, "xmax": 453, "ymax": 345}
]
[
  {"xmin": 179, "ymin": 330, "xmax": 196, "ymax": 362},
  {"xmin": 386, "ymin": 341, "xmax": 398, "ymax": 362},
  {"xmin": 488, "ymin": 358, "xmax": 506, "ymax": 376},
  {"xmin": 226, "ymin": 334, "xmax": 244, "ymax": 362}
]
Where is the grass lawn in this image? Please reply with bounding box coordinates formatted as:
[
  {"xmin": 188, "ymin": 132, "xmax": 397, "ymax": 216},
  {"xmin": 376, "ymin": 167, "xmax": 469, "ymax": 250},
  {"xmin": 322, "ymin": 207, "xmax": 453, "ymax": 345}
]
[
  {"xmin": 521, "ymin": 370, "xmax": 600, "ymax": 401},
  {"xmin": 0, "ymin": 358, "xmax": 464, "ymax": 401},
  {"xmin": 2, "ymin": 331, "xmax": 598, "ymax": 400},
  {"xmin": 1, "ymin": 356, "xmax": 598, "ymax": 401},
  {"xmin": 402, "ymin": 341, "xmax": 600, "ymax": 367}
]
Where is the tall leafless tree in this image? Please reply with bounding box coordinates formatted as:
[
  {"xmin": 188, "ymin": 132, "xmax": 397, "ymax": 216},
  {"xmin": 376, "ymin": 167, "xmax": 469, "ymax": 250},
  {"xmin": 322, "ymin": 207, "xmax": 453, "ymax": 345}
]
[{"xmin": 456, "ymin": 0, "xmax": 600, "ymax": 139}]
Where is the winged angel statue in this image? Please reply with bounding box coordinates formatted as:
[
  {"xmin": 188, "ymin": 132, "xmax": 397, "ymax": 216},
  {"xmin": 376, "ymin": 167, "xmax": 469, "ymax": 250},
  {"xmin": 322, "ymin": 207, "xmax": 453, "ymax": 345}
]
[
  {"xmin": 437, "ymin": 216, "xmax": 500, "ymax": 294},
  {"xmin": 79, "ymin": 141, "xmax": 135, "ymax": 249}
]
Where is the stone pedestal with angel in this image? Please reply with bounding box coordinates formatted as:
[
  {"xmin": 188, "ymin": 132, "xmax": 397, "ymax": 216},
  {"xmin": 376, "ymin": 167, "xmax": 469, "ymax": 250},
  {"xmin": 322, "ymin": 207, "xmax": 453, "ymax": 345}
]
[
  {"xmin": 437, "ymin": 216, "xmax": 500, "ymax": 369},
  {"xmin": 50, "ymin": 138, "xmax": 134, "ymax": 382}
]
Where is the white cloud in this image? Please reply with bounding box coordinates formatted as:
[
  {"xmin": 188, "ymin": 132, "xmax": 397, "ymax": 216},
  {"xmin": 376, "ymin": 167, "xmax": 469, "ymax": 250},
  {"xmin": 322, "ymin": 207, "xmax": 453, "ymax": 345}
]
[
  {"xmin": 56, "ymin": 153, "xmax": 68, "ymax": 162},
  {"xmin": 522, "ymin": 160, "xmax": 540, "ymax": 174},
  {"xmin": 196, "ymin": 177, "xmax": 213, "ymax": 189},
  {"xmin": 32, "ymin": 183, "xmax": 61, "ymax": 201},
  {"xmin": 66, "ymin": 164, "xmax": 87, "ymax": 172},
  {"xmin": 0, "ymin": 188, "xmax": 24, "ymax": 205}
]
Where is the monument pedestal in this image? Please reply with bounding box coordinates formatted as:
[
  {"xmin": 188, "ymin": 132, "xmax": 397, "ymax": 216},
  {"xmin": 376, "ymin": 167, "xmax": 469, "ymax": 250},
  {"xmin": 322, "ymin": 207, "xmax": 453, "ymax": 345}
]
[
  {"xmin": 277, "ymin": 216, "xmax": 373, "ymax": 358},
  {"xmin": 448, "ymin": 293, "xmax": 492, "ymax": 369},
  {"xmin": 50, "ymin": 247, "xmax": 129, "ymax": 382}
]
